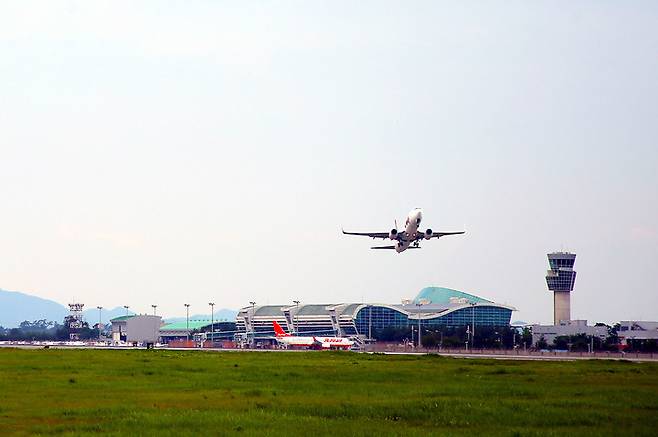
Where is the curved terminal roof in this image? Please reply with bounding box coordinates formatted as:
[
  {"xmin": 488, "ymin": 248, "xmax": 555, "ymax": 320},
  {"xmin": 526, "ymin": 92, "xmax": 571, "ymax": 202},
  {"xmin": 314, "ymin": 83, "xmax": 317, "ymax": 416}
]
[
  {"xmin": 414, "ymin": 287, "xmax": 491, "ymax": 305},
  {"xmin": 296, "ymin": 304, "xmax": 332, "ymax": 316},
  {"xmin": 253, "ymin": 306, "xmax": 286, "ymax": 317}
]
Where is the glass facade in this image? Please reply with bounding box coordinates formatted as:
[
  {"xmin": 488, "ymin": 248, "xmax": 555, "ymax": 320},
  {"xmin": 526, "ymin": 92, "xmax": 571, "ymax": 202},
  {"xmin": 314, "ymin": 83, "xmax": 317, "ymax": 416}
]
[
  {"xmin": 354, "ymin": 305, "xmax": 512, "ymax": 334},
  {"xmin": 354, "ymin": 306, "xmax": 409, "ymax": 334},
  {"xmin": 546, "ymin": 270, "xmax": 577, "ymax": 291},
  {"xmin": 421, "ymin": 306, "xmax": 512, "ymax": 327},
  {"xmin": 548, "ymin": 258, "xmax": 575, "ymax": 269}
]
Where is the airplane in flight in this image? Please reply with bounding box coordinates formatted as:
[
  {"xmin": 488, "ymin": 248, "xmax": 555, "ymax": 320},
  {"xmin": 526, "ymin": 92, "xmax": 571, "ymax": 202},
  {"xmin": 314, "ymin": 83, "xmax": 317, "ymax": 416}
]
[
  {"xmin": 342, "ymin": 207, "xmax": 465, "ymax": 253},
  {"xmin": 272, "ymin": 321, "xmax": 354, "ymax": 350}
]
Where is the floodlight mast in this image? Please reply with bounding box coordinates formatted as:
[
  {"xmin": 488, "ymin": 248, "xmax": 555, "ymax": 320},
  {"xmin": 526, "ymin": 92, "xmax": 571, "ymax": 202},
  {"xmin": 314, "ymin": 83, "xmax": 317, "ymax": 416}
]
[
  {"xmin": 96, "ymin": 306, "xmax": 103, "ymax": 340},
  {"xmin": 470, "ymin": 302, "xmax": 476, "ymax": 350},
  {"xmin": 184, "ymin": 304, "xmax": 190, "ymax": 342},
  {"xmin": 209, "ymin": 302, "xmax": 215, "ymax": 345},
  {"xmin": 368, "ymin": 304, "xmax": 372, "ymax": 341},
  {"xmin": 293, "ymin": 300, "xmax": 300, "ymax": 334},
  {"xmin": 416, "ymin": 303, "xmax": 423, "ymax": 348},
  {"xmin": 249, "ymin": 301, "xmax": 256, "ymax": 348}
]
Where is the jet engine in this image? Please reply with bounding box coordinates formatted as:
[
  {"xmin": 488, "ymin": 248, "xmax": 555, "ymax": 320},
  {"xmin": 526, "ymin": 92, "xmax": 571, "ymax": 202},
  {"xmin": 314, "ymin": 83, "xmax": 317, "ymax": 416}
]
[
  {"xmin": 424, "ymin": 229, "xmax": 433, "ymax": 240},
  {"xmin": 389, "ymin": 229, "xmax": 398, "ymax": 240}
]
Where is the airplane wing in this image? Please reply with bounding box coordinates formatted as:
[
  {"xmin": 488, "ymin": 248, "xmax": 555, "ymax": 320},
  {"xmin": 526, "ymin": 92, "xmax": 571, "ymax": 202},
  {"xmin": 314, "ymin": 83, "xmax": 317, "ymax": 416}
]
[
  {"xmin": 342, "ymin": 229, "xmax": 389, "ymax": 239},
  {"xmin": 424, "ymin": 231, "xmax": 466, "ymax": 239}
]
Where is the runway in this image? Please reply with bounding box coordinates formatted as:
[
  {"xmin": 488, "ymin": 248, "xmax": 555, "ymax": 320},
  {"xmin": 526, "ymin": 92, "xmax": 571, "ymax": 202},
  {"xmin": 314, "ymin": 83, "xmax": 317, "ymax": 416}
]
[{"xmin": 2, "ymin": 343, "xmax": 657, "ymax": 362}]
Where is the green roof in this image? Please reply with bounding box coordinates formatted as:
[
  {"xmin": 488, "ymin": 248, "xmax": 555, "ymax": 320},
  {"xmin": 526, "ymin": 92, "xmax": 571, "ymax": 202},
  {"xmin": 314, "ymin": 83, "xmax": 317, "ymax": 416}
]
[
  {"xmin": 160, "ymin": 320, "xmax": 213, "ymax": 331},
  {"xmin": 110, "ymin": 315, "xmax": 135, "ymax": 322},
  {"xmin": 414, "ymin": 287, "xmax": 491, "ymax": 305}
]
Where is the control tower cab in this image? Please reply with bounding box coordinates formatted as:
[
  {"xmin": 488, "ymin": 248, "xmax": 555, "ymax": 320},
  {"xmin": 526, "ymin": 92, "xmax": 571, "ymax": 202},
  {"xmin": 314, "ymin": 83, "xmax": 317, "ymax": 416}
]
[{"xmin": 545, "ymin": 252, "xmax": 577, "ymax": 325}]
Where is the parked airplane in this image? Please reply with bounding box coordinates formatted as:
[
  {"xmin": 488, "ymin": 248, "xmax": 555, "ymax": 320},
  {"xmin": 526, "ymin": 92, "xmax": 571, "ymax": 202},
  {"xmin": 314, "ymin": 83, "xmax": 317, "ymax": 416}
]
[
  {"xmin": 272, "ymin": 321, "xmax": 353, "ymax": 350},
  {"xmin": 342, "ymin": 207, "xmax": 465, "ymax": 253}
]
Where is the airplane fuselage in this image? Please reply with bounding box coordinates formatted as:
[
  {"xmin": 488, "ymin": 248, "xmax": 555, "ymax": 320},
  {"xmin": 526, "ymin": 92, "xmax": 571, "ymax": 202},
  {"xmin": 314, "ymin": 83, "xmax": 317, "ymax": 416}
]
[
  {"xmin": 395, "ymin": 208, "xmax": 423, "ymax": 253},
  {"xmin": 276, "ymin": 335, "xmax": 353, "ymax": 349}
]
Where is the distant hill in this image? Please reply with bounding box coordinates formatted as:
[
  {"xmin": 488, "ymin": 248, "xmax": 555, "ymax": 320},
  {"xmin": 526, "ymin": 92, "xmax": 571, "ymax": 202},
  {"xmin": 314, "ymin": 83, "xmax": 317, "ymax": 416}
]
[
  {"xmin": 82, "ymin": 307, "xmax": 136, "ymax": 324},
  {"xmin": 0, "ymin": 289, "xmax": 68, "ymax": 328},
  {"xmin": 0, "ymin": 288, "xmax": 237, "ymax": 327},
  {"xmin": 511, "ymin": 321, "xmax": 530, "ymax": 326}
]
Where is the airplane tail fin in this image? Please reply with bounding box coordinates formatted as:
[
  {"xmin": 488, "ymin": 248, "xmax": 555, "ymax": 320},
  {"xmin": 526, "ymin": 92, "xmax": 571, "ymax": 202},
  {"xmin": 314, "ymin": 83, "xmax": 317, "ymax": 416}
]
[{"xmin": 273, "ymin": 321, "xmax": 289, "ymax": 337}]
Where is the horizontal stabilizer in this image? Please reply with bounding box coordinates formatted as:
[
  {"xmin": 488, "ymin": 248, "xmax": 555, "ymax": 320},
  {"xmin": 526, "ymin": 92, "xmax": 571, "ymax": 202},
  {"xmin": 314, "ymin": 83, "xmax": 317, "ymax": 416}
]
[{"xmin": 370, "ymin": 245, "xmax": 421, "ymax": 250}]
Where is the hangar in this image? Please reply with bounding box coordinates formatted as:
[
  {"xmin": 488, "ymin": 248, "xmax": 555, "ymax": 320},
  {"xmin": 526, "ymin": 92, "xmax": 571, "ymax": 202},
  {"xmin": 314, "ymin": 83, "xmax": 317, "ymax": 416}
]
[{"xmin": 110, "ymin": 315, "xmax": 162, "ymax": 345}]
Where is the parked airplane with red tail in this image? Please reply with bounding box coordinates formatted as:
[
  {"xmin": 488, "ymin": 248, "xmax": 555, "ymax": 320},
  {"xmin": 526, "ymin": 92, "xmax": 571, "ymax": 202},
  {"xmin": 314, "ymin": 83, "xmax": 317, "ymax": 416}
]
[{"xmin": 272, "ymin": 321, "xmax": 353, "ymax": 350}]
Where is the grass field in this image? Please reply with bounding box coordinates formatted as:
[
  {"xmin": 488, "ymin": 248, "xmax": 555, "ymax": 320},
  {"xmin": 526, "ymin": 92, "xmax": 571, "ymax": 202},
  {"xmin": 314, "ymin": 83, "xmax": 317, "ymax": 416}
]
[{"xmin": 0, "ymin": 349, "xmax": 657, "ymax": 436}]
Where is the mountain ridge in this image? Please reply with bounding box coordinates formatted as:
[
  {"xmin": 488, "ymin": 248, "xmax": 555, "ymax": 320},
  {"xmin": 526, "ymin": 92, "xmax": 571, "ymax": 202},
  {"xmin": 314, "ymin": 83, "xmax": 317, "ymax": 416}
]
[{"xmin": 0, "ymin": 288, "xmax": 237, "ymax": 327}]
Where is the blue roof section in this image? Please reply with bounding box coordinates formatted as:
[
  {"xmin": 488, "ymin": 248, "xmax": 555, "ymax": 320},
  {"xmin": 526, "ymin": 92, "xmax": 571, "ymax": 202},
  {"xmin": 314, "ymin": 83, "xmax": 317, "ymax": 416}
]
[{"xmin": 413, "ymin": 287, "xmax": 491, "ymax": 305}]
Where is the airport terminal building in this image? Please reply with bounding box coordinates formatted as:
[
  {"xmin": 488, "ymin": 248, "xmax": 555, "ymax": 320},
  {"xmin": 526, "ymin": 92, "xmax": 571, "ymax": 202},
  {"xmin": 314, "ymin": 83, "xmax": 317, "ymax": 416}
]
[{"xmin": 236, "ymin": 287, "xmax": 515, "ymax": 340}]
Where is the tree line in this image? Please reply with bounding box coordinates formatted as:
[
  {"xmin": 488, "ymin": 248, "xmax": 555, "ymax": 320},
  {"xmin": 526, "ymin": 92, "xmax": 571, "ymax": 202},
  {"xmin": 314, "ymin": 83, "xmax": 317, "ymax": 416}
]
[
  {"xmin": 371, "ymin": 324, "xmax": 656, "ymax": 352},
  {"xmin": 0, "ymin": 319, "xmax": 100, "ymax": 341}
]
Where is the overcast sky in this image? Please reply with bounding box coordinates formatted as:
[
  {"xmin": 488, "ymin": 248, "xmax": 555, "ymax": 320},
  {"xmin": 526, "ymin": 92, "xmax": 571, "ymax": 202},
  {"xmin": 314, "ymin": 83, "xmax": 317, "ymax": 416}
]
[{"xmin": 1, "ymin": 1, "xmax": 656, "ymax": 323}]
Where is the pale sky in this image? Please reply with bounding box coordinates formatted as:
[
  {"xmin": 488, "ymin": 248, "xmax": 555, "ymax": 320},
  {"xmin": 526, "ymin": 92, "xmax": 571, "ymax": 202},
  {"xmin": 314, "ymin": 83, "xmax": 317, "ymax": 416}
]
[{"xmin": 1, "ymin": 1, "xmax": 657, "ymax": 324}]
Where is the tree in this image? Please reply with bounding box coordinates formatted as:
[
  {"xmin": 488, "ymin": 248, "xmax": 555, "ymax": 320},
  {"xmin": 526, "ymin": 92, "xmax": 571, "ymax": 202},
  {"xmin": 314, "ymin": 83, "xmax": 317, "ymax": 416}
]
[
  {"xmin": 421, "ymin": 334, "xmax": 438, "ymax": 348},
  {"xmin": 603, "ymin": 324, "xmax": 620, "ymax": 351},
  {"xmin": 535, "ymin": 336, "xmax": 548, "ymax": 350},
  {"xmin": 521, "ymin": 327, "xmax": 532, "ymax": 349}
]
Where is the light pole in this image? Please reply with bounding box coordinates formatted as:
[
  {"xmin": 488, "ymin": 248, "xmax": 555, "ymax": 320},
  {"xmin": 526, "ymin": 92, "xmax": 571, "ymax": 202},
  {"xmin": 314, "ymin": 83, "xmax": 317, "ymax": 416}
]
[
  {"xmin": 416, "ymin": 302, "xmax": 423, "ymax": 349},
  {"xmin": 470, "ymin": 302, "xmax": 476, "ymax": 350},
  {"xmin": 411, "ymin": 326, "xmax": 414, "ymax": 347},
  {"xmin": 184, "ymin": 303, "xmax": 190, "ymax": 343},
  {"xmin": 249, "ymin": 301, "xmax": 256, "ymax": 347},
  {"xmin": 151, "ymin": 305, "xmax": 158, "ymax": 347},
  {"xmin": 368, "ymin": 305, "xmax": 372, "ymax": 341},
  {"xmin": 123, "ymin": 305, "xmax": 129, "ymax": 316},
  {"xmin": 292, "ymin": 300, "xmax": 300, "ymax": 334},
  {"xmin": 96, "ymin": 306, "xmax": 103, "ymax": 340},
  {"xmin": 209, "ymin": 302, "xmax": 215, "ymax": 345}
]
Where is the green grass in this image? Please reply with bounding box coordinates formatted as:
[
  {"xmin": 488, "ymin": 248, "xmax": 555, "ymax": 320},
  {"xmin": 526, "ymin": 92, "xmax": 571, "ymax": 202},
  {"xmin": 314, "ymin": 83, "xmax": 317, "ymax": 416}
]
[{"xmin": 0, "ymin": 349, "xmax": 657, "ymax": 436}]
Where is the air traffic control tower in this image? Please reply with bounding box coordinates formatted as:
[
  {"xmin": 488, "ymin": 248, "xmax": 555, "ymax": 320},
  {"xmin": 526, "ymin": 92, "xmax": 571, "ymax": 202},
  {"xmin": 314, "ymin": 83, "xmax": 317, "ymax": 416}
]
[{"xmin": 545, "ymin": 252, "xmax": 577, "ymax": 325}]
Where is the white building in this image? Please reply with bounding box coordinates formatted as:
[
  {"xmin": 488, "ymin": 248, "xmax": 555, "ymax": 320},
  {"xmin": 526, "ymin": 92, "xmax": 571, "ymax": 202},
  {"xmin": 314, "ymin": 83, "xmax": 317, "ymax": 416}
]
[
  {"xmin": 617, "ymin": 321, "xmax": 658, "ymax": 345},
  {"xmin": 110, "ymin": 315, "xmax": 162, "ymax": 345},
  {"xmin": 531, "ymin": 320, "xmax": 608, "ymax": 346}
]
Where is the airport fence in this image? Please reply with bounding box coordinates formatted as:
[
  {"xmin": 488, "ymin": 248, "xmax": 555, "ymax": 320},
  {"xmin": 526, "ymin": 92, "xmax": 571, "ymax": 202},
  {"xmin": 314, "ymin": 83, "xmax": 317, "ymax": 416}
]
[{"xmin": 365, "ymin": 343, "xmax": 657, "ymax": 360}]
